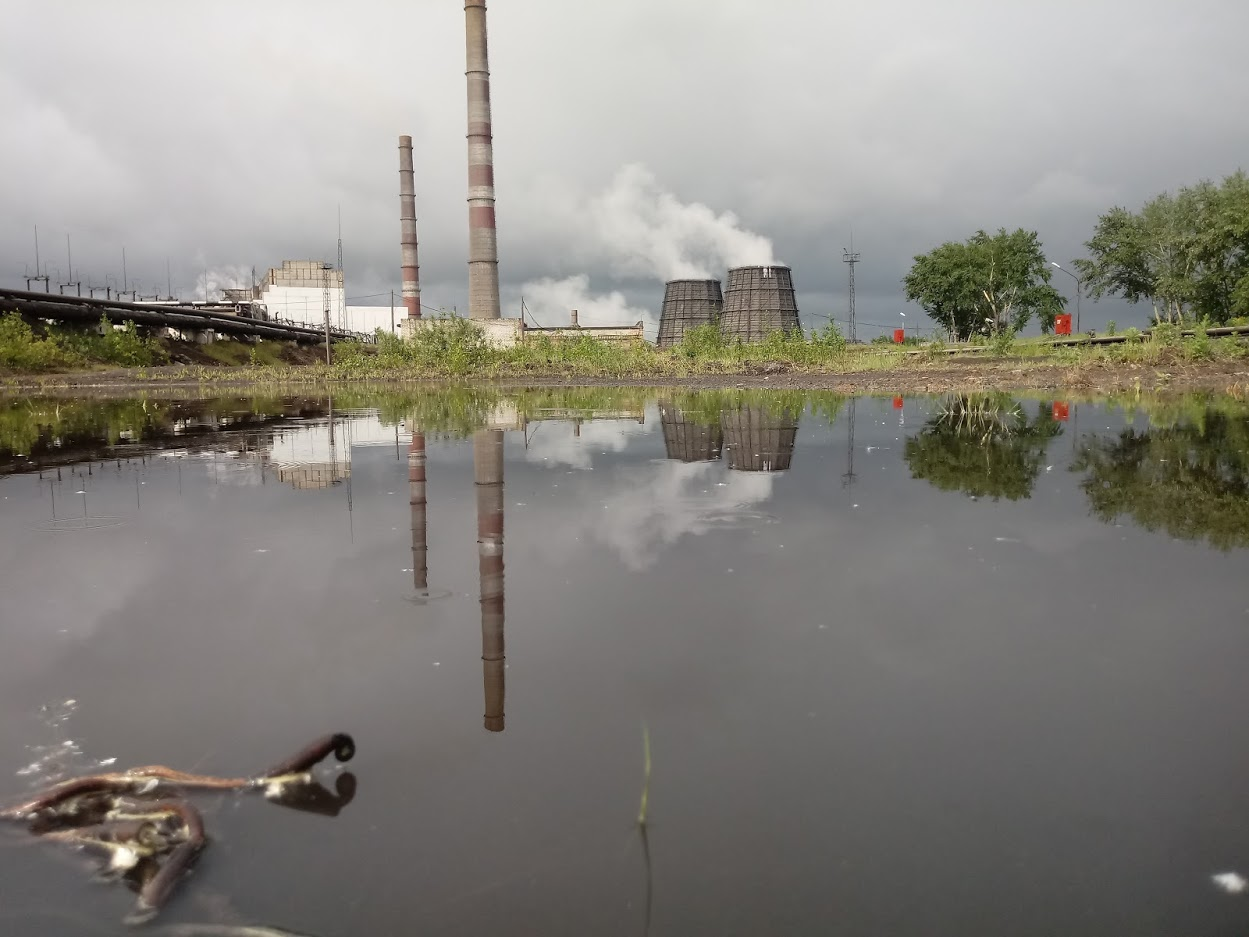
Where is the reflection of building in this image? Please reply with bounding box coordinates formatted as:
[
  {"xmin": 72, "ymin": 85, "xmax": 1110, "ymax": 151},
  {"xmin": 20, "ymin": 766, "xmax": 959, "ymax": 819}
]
[
  {"xmin": 474, "ymin": 430, "xmax": 506, "ymax": 733},
  {"xmin": 660, "ymin": 402, "xmax": 723, "ymax": 463},
  {"xmin": 721, "ymin": 405, "xmax": 798, "ymax": 472}
]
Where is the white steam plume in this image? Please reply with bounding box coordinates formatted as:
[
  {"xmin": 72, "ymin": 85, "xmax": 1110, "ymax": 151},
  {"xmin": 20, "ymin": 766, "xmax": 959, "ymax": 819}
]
[
  {"xmin": 589, "ymin": 164, "xmax": 777, "ymax": 280},
  {"xmin": 520, "ymin": 274, "xmax": 655, "ymax": 335},
  {"xmin": 194, "ymin": 264, "xmax": 253, "ymax": 302}
]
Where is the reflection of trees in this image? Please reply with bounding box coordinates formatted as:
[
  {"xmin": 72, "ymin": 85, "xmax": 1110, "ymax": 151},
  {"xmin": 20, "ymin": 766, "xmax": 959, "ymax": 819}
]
[
  {"xmin": 904, "ymin": 395, "xmax": 1061, "ymax": 501},
  {"xmin": 1073, "ymin": 410, "xmax": 1249, "ymax": 551}
]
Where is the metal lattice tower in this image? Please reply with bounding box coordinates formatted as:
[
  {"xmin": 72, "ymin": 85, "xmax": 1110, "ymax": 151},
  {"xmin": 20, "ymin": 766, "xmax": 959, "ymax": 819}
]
[{"xmin": 842, "ymin": 240, "xmax": 860, "ymax": 344}]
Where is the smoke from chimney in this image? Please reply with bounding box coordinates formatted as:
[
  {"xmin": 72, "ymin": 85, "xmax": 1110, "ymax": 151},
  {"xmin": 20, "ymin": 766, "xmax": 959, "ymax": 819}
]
[
  {"xmin": 399, "ymin": 135, "xmax": 421, "ymax": 320},
  {"xmin": 465, "ymin": 0, "xmax": 501, "ymax": 319}
]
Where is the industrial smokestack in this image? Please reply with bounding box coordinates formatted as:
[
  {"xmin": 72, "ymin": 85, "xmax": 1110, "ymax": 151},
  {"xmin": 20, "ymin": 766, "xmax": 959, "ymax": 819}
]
[
  {"xmin": 409, "ymin": 431, "xmax": 428, "ymax": 593},
  {"xmin": 465, "ymin": 0, "xmax": 501, "ymax": 319},
  {"xmin": 474, "ymin": 429, "xmax": 505, "ymax": 732},
  {"xmin": 399, "ymin": 135, "xmax": 422, "ymax": 320}
]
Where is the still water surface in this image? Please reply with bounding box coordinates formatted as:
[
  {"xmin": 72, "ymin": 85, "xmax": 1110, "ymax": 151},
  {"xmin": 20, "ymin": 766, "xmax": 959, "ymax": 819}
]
[{"xmin": 1, "ymin": 388, "xmax": 1247, "ymax": 936}]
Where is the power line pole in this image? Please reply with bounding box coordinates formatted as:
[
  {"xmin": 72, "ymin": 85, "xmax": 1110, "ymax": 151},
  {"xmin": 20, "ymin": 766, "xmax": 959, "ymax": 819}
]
[
  {"xmin": 322, "ymin": 262, "xmax": 332, "ymax": 366},
  {"xmin": 390, "ymin": 289, "xmax": 395, "ymax": 336},
  {"xmin": 337, "ymin": 206, "xmax": 345, "ymax": 332},
  {"xmin": 28, "ymin": 224, "xmax": 50, "ymax": 291},
  {"xmin": 842, "ymin": 237, "xmax": 860, "ymax": 344}
]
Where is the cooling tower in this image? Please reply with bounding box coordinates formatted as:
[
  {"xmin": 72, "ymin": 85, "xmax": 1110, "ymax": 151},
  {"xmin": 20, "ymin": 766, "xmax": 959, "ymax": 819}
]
[
  {"xmin": 659, "ymin": 402, "xmax": 724, "ymax": 462},
  {"xmin": 721, "ymin": 404, "xmax": 798, "ymax": 472},
  {"xmin": 656, "ymin": 279, "xmax": 723, "ymax": 348},
  {"xmin": 719, "ymin": 265, "xmax": 801, "ymax": 343}
]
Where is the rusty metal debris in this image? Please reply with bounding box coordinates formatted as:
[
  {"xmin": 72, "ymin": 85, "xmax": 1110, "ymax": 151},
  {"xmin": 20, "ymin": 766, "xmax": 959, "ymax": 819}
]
[{"xmin": 2, "ymin": 732, "xmax": 355, "ymax": 926}]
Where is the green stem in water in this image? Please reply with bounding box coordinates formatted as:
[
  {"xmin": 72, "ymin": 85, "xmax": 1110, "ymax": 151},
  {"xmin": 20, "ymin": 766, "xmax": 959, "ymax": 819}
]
[{"xmin": 637, "ymin": 723, "xmax": 651, "ymax": 827}]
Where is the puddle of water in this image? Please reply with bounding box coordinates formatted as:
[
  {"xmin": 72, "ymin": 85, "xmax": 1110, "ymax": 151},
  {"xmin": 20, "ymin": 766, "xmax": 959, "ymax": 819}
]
[{"xmin": 1, "ymin": 388, "xmax": 1248, "ymax": 936}]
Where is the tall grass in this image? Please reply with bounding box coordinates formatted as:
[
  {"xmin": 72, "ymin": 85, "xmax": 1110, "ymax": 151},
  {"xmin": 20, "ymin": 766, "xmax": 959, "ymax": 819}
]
[{"xmin": 0, "ymin": 313, "xmax": 167, "ymax": 372}]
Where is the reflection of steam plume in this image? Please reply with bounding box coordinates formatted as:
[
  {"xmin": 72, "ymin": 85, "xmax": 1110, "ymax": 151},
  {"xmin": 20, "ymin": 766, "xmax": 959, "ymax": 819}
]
[
  {"xmin": 474, "ymin": 430, "xmax": 505, "ymax": 733},
  {"xmin": 409, "ymin": 432, "xmax": 428, "ymax": 593},
  {"xmin": 660, "ymin": 402, "xmax": 723, "ymax": 463},
  {"xmin": 721, "ymin": 405, "xmax": 798, "ymax": 472}
]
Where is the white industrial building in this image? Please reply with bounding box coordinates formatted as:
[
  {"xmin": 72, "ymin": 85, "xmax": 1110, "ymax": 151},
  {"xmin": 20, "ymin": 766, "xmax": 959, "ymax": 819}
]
[{"xmin": 253, "ymin": 260, "xmax": 399, "ymax": 336}]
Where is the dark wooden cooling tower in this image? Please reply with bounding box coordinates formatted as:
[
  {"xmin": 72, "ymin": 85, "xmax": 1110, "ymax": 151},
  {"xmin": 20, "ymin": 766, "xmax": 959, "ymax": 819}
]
[
  {"xmin": 656, "ymin": 279, "xmax": 724, "ymax": 348},
  {"xmin": 719, "ymin": 266, "xmax": 801, "ymax": 343}
]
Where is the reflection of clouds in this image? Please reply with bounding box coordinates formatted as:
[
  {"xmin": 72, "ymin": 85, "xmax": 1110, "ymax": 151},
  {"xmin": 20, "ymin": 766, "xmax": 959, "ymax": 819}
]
[
  {"xmin": 523, "ymin": 420, "xmax": 652, "ymax": 471},
  {"xmin": 544, "ymin": 459, "xmax": 775, "ymax": 571}
]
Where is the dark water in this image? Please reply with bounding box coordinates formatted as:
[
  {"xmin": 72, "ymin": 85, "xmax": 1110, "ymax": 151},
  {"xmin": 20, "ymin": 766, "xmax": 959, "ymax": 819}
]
[{"xmin": 1, "ymin": 388, "xmax": 1248, "ymax": 936}]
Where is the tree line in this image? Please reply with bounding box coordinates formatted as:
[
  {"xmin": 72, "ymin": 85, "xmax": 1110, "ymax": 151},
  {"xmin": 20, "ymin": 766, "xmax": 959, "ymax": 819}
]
[{"xmin": 903, "ymin": 170, "xmax": 1249, "ymax": 338}]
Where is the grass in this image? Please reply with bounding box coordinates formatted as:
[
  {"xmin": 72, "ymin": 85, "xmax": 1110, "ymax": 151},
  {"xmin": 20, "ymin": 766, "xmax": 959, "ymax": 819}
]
[
  {"xmin": 4, "ymin": 312, "xmax": 1247, "ymax": 388},
  {"xmin": 0, "ymin": 313, "xmax": 166, "ymax": 372}
]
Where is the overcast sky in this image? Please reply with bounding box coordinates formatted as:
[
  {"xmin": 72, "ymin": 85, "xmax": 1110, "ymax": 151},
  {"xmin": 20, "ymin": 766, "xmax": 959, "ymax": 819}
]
[{"xmin": 3, "ymin": 0, "xmax": 1247, "ymax": 337}]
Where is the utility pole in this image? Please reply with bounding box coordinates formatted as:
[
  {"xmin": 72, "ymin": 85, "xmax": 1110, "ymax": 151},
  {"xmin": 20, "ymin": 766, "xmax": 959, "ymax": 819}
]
[
  {"xmin": 166, "ymin": 259, "xmax": 172, "ymax": 300},
  {"xmin": 27, "ymin": 225, "xmax": 50, "ymax": 292},
  {"xmin": 843, "ymin": 237, "xmax": 860, "ymax": 344},
  {"xmin": 322, "ymin": 262, "xmax": 332, "ymax": 366},
  {"xmin": 122, "ymin": 247, "xmax": 128, "ymax": 296},
  {"xmin": 390, "ymin": 289, "xmax": 395, "ymax": 335},
  {"xmin": 337, "ymin": 207, "xmax": 345, "ymax": 332}
]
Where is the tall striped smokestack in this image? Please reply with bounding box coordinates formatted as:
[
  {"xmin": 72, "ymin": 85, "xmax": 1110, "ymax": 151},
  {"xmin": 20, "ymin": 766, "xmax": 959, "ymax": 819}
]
[
  {"xmin": 409, "ymin": 431, "xmax": 428, "ymax": 593},
  {"xmin": 474, "ymin": 429, "xmax": 505, "ymax": 732},
  {"xmin": 465, "ymin": 0, "xmax": 500, "ymax": 319},
  {"xmin": 398, "ymin": 135, "xmax": 421, "ymax": 320}
]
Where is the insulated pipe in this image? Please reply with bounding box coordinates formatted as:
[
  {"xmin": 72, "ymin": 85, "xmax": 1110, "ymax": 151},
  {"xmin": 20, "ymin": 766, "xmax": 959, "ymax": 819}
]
[
  {"xmin": 465, "ymin": 0, "xmax": 500, "ymax": 319},
  {"xmin": 474, "ymin": 429, "xmax": 505, "ymax": 731},
  {"xmin": 398, "ymin": 135, "xmax": 422, "ymax": 320}
]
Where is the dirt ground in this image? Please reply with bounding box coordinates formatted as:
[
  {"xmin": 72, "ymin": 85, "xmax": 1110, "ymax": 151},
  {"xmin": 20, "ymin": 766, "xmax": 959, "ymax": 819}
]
[{"xmin": 4, "ymin": 353, "xmax": 1248, "ymax": 396}]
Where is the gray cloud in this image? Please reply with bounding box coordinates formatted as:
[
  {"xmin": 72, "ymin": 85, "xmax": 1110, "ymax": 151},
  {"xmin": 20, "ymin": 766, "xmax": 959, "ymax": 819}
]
[{"xmin": 3, "ymin": 0, "xmax": 1247, "ymax": 336}]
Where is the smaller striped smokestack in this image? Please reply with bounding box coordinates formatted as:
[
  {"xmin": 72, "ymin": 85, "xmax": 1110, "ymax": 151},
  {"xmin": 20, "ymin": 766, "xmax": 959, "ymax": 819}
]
[{"xmin": 398, "ymin": 135, "xmax": 421, "ymax": 320}]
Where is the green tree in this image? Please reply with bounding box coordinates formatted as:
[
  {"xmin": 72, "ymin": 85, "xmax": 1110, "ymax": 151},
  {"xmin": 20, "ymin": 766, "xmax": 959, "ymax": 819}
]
[
  {"xmin": 903, "ymin": 229, "xmax": 1063, "ymax": 340},
  {"xmin": 1072, "ymin": 408, "xmax": 1249, "ymax": 550},
  {"xmin": 904, "ymin": 394, "xmax": 1062, "ymax": 501},
  {"xmin": 1077, "ymin": 170, "xmax": 1249, "ymax": 324}
]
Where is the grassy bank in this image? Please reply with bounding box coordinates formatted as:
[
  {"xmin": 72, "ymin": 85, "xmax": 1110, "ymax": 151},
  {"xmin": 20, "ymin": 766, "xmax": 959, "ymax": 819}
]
[{"xmin": 4, "ymin": 314, "xmax": 1248, "ymax": 392}]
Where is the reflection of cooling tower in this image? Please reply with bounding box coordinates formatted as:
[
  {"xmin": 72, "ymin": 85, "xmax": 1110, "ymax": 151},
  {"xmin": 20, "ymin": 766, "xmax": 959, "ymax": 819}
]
[
  {"xmin": 474, "ymin": 429, "xmax": 505, "ymax": 733},
  {"xmin": 656, "ymin": 279, "xmax": 723, "ymax": 348},
  {"xmin": 659, "ymin": 402, "xmax": 723, "ymax": 462},
  {"xmin": 721, "ymin": 405, "xmax": 798, "ymax": 472},
  {"xmin": 409, "ymin": 432, "xmax": 428, "ymax": 593},
  {"xmin": 720, "ymin": 266, "xmax": 801, "ymax": 343}
]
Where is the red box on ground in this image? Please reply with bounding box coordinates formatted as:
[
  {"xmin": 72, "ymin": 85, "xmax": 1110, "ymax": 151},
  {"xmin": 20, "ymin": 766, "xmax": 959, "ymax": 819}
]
[{"xmin": 1055, "ymin": 314, "xmax": 1072, "ymax": 335}]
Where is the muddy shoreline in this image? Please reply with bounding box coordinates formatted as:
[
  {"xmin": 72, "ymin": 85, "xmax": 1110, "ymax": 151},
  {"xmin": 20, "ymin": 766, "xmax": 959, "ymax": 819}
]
[{"xmin": 3, "ymin": 356, "xmax": 1247, "ymax": 396}]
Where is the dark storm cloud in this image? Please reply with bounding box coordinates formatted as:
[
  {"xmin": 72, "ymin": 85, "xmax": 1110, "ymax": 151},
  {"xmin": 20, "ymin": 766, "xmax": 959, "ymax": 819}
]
[{"xmin": 3, "ymin": 0, "xmax": 1246, "ymax": 333}]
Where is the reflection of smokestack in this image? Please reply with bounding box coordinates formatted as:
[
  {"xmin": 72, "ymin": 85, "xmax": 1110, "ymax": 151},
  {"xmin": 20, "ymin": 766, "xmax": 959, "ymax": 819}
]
[
  {"xmin": 465, "ymin": 0, "xmax": 501, "ymax": 319},
  {"xmin": 399, "ymin": 135, "xmax": 422, "ymax": 320},
  {"xmin": 409, "ymin": 432, "xmax": 428, "ymax": 592},
  {"xmin": 474, "ymin": 429, "xmax": 505, "ymax": 732}
]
